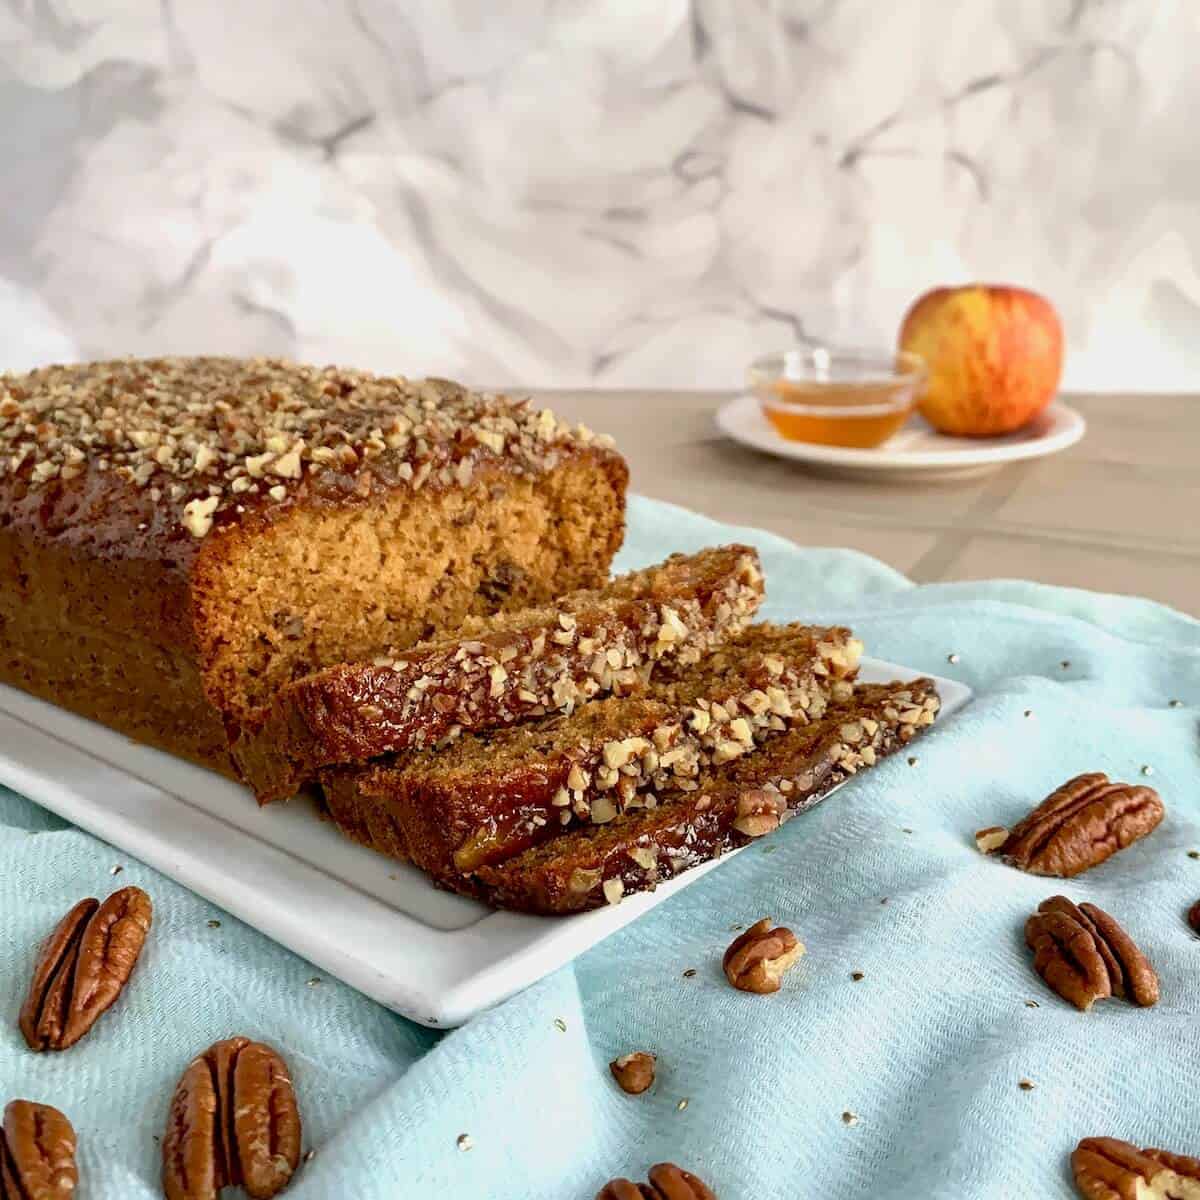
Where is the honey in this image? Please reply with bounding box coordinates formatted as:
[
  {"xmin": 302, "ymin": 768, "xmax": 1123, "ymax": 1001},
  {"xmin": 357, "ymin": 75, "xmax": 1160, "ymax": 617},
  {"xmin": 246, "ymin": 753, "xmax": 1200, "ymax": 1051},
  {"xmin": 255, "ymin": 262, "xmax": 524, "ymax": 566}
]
[{"xmin": 761, "ymin": 378, "xmax": 917, "ymax": 448}]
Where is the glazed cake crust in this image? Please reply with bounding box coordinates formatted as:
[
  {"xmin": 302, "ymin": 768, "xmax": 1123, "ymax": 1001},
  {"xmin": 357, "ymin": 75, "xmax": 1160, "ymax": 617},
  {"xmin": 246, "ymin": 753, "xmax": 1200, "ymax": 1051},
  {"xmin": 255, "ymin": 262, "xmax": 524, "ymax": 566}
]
[
  {"xmin": 474, "ymin": 678, "xmax": 940, "ymax": 914},
  {"xmin": 0, "ymin": 357, "xmax": 628, "ymax": 768},
  {"xmin": 232, "ymin": 545, "xmax": 764, "ymax": 802},
  {"xmin": 0, "ymin": 358, "xmax": 622, "ymax": 549},
  {"xmin": 319, "ymin": 623, "xmax": 863, "ymax": 884}
]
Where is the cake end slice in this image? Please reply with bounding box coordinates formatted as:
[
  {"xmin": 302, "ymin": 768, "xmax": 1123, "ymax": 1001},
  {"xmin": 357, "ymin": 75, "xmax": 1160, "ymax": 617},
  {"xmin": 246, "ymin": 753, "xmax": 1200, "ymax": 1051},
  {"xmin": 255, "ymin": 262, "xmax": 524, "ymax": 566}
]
[{"xmin": 471, "ymin": 677, "xmax": 939, "ymax": 914}]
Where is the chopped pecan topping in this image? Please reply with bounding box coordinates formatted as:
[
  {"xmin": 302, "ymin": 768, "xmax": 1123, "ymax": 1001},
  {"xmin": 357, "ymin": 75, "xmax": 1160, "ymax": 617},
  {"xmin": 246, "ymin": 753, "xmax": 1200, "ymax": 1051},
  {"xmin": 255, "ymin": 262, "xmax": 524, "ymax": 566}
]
[
  {"xmin": 0, "ymin": 358, "xmax": 610, "ymax": 537},
  {"xmin": 19, "ymin": 886, "xmax": 153, "ymax": 1051},
  {"xmin": 722, "ymin": 918, "xmax": 805, "ymax": 994},
  {"xmin": 1072, "ymin": 1136, "xmax": 1200, "ymax": 1199},
  {"xmin": 0, "ymin": 1100, "xmax": 78, "ymax": 1199},
  {"xmin": 996, "ymin": 773, "xmax": 1163, "ymax": 877},
  {"xmin": 609, "ymin": 1052, "xmax": 656, "ymax": 1095},
  {"xmin": 162, "ymin": 1036, "xmax": 302, "ymax": 1200},
  {"xmin": 1026, "ymin": 896, "xmax": 1158, "ymax": 1011}
]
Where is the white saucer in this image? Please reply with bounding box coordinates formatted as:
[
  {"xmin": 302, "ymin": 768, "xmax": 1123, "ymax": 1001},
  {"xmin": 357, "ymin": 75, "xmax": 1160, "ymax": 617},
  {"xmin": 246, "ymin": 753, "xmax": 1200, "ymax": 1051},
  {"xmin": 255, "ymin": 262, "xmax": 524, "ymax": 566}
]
[{"xmin": 715, "ymin": 393, "xmax": 1086, "ymax": 481}]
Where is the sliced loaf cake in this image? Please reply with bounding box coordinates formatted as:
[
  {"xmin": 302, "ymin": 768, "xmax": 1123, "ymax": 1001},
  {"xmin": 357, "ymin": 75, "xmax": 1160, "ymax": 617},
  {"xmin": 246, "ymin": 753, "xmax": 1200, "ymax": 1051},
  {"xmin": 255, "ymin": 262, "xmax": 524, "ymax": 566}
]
[{"xmin": 319, "ymin": 622, "xmax": 863, "ymax": 884}]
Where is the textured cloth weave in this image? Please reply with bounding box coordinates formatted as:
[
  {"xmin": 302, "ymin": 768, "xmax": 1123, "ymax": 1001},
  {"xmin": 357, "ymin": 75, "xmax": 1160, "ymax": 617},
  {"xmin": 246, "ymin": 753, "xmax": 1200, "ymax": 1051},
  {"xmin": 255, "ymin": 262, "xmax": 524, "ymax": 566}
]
[{"xmin": 2, "ymin": 494, "xmax": 1198, "ymax": 1198}]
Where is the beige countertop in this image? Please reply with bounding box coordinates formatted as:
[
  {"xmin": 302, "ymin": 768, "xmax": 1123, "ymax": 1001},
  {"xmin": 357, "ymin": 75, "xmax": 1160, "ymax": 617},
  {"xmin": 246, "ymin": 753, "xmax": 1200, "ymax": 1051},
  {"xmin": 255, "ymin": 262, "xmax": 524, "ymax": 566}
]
[{"xmin": 539, "ymin": 390, "xmax": 1199, "ymax": 618}]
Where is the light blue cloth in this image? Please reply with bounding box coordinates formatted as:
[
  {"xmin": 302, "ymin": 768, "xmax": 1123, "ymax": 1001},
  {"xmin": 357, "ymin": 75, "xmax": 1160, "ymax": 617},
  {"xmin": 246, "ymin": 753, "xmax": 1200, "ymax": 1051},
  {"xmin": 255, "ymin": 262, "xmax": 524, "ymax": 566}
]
[{"xmin": 3, "ymin": 494, "xmax": 1198, "ymax": 1199}]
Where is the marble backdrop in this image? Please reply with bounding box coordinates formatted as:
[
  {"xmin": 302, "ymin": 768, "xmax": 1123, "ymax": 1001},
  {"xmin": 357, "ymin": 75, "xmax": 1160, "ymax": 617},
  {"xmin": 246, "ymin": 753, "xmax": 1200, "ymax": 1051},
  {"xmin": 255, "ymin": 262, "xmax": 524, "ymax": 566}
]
[{"xmin": 1, "ymin": 0, "xmax": 1197, "ymax": 390}]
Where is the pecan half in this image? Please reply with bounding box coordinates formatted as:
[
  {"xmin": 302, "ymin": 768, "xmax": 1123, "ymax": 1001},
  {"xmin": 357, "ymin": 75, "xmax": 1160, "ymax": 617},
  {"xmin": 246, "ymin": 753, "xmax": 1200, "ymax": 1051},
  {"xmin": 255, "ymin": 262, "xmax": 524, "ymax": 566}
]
[
  {"xmin": 1072, "ymin": 900, "xmax": 1158, "ymax": 1006},
  {"xmin": 646, "ymin": 1163, "xmax": 718, "ymax": 1199},
  {"xmin": 609, "ymin": 1052, "xmax": 656, "ymax": 1095},
  {"xmin": 1026, "ymin": 907, "xmax": 1110, "ymax": 1011},
  {"xmin": 1072, "ymin": 1137, "xmax": 1200, "ymax": 1198},
  {"xmin": 1, "ymin": 1099, "xmax": 78, "ymax": 1199},
  {"xmin": 723, "ymin": 918, "xmax": 804, "ymax": 994},
  {"xmin": 162, "ymin": 1037, "xmax": 302, "ymax": 1200},
  {"xmin": 595, "ymin": 1180, "xmax": 656, "ymax": 1200},
  {"xmin": 1026, "ymin": 896, "xmax": 1158, "ymax": 1011},
  {"xmin": 997, "ymin": 773, "xmax": 1163, "ymax": 877},
  {"xmin": 594, "ymin": 1164, "xmax": 717, "ymax": 1200},
  {"xmin": 19, "ymin": 886, "xmax": 153, "ymax": 1051},
  {"xmin": 1188, "ymin": 900, "xmax": 1200, "ymax": 935}
]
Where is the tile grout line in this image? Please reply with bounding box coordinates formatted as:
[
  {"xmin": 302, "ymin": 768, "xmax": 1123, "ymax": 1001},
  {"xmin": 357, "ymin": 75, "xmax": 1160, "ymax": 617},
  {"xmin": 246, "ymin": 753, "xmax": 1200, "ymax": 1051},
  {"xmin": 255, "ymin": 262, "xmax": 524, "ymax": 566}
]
[{"xmin": 904, "ymin": 461, "xmax": 1038, "ymax": 582}]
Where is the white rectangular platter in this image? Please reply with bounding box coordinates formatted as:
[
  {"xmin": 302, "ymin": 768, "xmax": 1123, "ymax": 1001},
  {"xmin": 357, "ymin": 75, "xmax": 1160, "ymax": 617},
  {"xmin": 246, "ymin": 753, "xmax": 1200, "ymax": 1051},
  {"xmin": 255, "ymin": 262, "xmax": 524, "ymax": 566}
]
[{"xmin": 0, "ymin": 659, "xmax": 970, "ymax": 1028}]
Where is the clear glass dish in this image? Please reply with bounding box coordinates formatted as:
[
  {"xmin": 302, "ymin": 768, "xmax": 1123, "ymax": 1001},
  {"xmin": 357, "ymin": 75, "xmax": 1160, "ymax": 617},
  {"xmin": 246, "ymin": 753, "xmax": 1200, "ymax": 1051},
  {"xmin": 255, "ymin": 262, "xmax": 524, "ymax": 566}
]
[{"xmin": 748, "ymin": 347, "xmax": 927, "ymax": 449}]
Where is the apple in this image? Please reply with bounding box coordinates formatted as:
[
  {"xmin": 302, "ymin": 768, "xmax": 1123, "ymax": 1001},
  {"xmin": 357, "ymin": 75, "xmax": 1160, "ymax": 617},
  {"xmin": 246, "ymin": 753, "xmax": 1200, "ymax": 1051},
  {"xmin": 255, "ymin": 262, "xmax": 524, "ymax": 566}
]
[{"xmin": 898, "ymin": 284, "xmax": 1064, "ymax": 437}]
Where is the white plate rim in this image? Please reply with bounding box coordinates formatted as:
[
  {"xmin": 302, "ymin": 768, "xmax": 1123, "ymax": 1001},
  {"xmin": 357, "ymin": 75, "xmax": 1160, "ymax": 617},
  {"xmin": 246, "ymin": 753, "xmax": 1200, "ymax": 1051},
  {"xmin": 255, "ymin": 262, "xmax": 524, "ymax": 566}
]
[
  {"xmin": 715, "ymin": 392, "xmax": 1086, "ymax": 469},
  {"xmin": 0, "ymin": 660, "xmax": 970, "ymax": 1028}
]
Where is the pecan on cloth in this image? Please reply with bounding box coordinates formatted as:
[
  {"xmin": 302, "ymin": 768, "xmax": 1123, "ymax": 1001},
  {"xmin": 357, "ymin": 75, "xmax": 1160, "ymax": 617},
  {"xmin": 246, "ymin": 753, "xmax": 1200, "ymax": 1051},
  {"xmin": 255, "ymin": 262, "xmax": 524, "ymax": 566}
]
[
  {"xmin": 609, "ymin": 1052, "xmax": 657, "ymax": 1096},
  {"xmin": 984, "ymin": 773, "xmax": 1163, "ymax": 877},
  {"xmin": 19, "ymin": 886, "xmax": 153, "ymax": 1052},
  {"xmin": 596, "ymin": 1181, "xmax": 657, "ymax": 1200},
  {"xmin": 1026, "ymin": 896, "xmax": 1158, "ymax": 1011},
  {"xmin": 595, "ymin": 1163, "xmax": 717, "ymax": 1199},
  {"xmin": 162, "ymin": 1037, "xmax": 302, "ymax": 1200},
  {"xmin": 723, "ymin": 918, "xmax": 805, "ymax": 994},
  {"xmin": 0, "ymin": 1099, "xmax": 78, "ymax": 1199},
  {"xmin": 1072, "ymin": 1137, "xmax": 1200, "ymax": 1199}
]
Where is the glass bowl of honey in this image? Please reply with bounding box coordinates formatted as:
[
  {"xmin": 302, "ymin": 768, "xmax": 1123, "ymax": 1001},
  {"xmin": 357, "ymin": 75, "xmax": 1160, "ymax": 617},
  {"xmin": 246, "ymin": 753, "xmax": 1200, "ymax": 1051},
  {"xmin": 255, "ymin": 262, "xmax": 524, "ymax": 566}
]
[{"xmin": 748, "ymin": 347, "xmax": 926, "ymax": 449}]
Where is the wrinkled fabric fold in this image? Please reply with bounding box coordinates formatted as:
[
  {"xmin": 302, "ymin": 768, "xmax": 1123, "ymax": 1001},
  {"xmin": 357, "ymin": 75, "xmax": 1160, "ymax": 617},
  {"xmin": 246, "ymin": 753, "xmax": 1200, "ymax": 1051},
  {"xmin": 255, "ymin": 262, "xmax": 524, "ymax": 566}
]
[{"xmin": 1, "ymin": 494, "xmax": 1197, "ymax": 1199}]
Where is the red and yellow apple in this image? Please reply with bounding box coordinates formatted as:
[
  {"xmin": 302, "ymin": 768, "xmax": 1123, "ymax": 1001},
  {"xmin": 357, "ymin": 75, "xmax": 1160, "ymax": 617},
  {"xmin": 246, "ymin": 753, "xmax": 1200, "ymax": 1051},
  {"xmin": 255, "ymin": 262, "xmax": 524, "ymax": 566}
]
[{"xmin": 898, "ymin": 284, "xmax": 1064, "ymax": 437}]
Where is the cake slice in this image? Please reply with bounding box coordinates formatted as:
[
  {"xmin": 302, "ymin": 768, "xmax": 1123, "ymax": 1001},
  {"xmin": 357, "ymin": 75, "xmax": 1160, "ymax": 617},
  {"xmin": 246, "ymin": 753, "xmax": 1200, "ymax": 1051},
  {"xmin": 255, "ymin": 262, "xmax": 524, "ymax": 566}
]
[
  {"xmin": 319, "ymin": 622, "xmax": 863, "ymax": 884},
  {"xmin": 473, "ymin": 678, "xmax": 939, "ymax": 914},
  {"xmin": 232, "ymin": 545, "xmax": 764, "ymax": 802}
]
